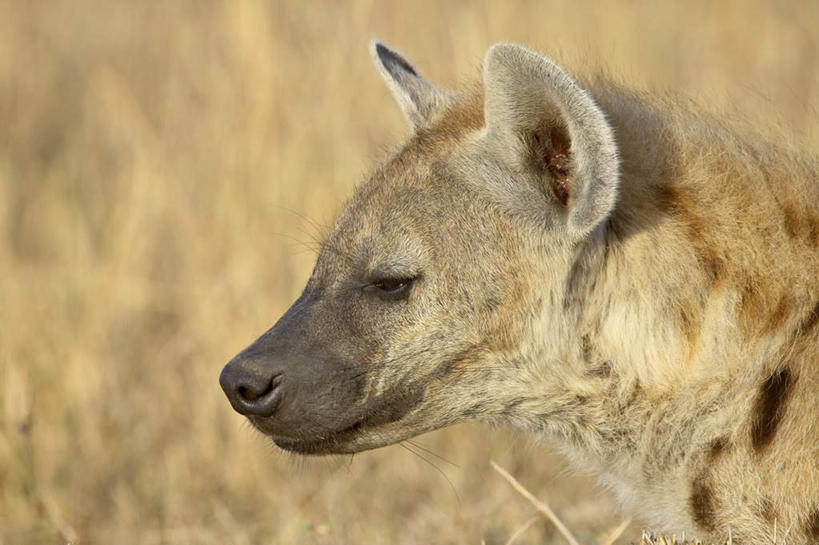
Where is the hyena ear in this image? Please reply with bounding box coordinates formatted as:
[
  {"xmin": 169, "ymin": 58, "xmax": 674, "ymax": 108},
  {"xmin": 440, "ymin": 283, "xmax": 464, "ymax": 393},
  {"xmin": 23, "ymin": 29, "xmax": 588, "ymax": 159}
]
[
  {"xmin": 370, "ymin": 41, "xmax": 454, "ymax": 131},
  {"xmin": 483, "ymin": 44, "xmax": 620, "ymax": 237}
]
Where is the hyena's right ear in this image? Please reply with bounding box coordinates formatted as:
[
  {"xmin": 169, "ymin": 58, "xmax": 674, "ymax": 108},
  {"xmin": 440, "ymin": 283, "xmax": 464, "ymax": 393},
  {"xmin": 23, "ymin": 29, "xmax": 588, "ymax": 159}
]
[
  {"xmin": 370, "ymin": 41, "xmax": 454, "ymax": 131},
  {"xmin": 482, "ymin": 44, "xmax": 620, "ymax": 238}
]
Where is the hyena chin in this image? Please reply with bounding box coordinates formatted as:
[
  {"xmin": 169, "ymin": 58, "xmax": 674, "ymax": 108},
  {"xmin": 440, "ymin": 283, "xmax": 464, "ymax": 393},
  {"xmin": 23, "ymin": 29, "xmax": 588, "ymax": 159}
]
[{"xmin": 221, "ymin": 42, "xmax": 819, "ymax": 543}]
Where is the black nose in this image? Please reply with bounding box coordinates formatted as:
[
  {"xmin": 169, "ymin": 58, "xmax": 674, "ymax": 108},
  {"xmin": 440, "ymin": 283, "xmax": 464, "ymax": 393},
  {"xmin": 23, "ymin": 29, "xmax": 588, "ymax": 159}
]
[{"xmin": 219, "ymin": 360, "xmax": 283, "ymax": 417}]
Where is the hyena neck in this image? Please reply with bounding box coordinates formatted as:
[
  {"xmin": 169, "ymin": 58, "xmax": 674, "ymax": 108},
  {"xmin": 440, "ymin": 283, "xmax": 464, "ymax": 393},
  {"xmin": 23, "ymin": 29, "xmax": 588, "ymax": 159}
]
[{"xmin": 500, "ymin": 219, "xmax": 734, "ymax": 487}]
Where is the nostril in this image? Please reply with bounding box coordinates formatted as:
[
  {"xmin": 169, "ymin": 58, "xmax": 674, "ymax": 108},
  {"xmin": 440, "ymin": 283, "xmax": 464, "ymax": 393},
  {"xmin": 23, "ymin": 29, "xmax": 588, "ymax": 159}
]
[
  {"xmin": 237, "ymin": 385, "xmax": 254, "ymax": 401},
  {"xmin": 221, "ymin": 369, "xmax": 283, "ymax": 417},
  {"xmin": 237, "ymin": 375, "xmax": 281, "ymax": 403},
  {"xmin": 220, "ymin": 362, "xmax": 284, "ymax": 417}
]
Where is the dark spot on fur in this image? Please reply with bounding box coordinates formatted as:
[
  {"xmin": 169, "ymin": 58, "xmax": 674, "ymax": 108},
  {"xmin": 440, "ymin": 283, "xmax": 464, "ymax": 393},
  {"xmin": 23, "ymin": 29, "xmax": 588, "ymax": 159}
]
[
  {"xmin": 485, "ymin": 293, "xmax": 502, "ymax": 312},
  {"xmin": 759, "ymin": 496, "xmax": 776, "ymax": 523},
  {"xmin": 765, "ymin": 295, "xmax": 793, "ymax": 333},
  {"xmin": 436, "ymin": 345, "xmax": 485, "ymax": 379},
  {"xmin": 704, "ymin": 254, "xmax": 725, "ymax": 284},
  {"xmin": 707, "ymin": 436, "xmax": 729, "ymax": 460},
  {"xmin": 751, "ymin": 367, "xmax": 795, "ymax": 452},
  {"xmin": 679, "ymin": 300, "xmax": 701, "ymax": 350},
  {"xmin": 737, "ymin": 279, "xmax": 792, "ymax": 335},
  {"xmin": 581, "ymin": 334, "xmax": 593, "ymax": 362},
  {"xmin": 463, "ymin": 401, "xmax": 488, "ymax": 419},
  {"xmin": 782, "ymin": 204, "xmax": 800, "ymax": 239},
  {"xmin": 738, "ymin": 280, "xmax": 761, "ymax": 330},
  {"xmin": 799, "ymin": 301, "xmax": 819, "ymax": 333},
  {"xmin": 623, "ymin": 381, "xmax": 642, "ymax": 409},
  {"xmin": 504, "ymin": 397, "xmax": 526, "ymax": 415},
  {"xmin": 669, "ymin": 436, "xmax": 730, "ymax": 510},
  {"xmin": 690, "ymin": 474, "xmax": 717, "ymax": 531},
  {"xmin": 655, "ymin": 184, "xmax": 679, "ymax": 215},
  {"xmin": 589, "ymin": 360, "xmax": 612, "ymax": 378},
  {"xmin": 656, "ymin": 184, "xmax": 726, "ymax": 287},
  {"xmin": 781, "ymin": 204, "xmax": 819, "ymax": 247},
  {"xmin": 807, "ymin": 509, "xmax": 819, "ymax": 540}
]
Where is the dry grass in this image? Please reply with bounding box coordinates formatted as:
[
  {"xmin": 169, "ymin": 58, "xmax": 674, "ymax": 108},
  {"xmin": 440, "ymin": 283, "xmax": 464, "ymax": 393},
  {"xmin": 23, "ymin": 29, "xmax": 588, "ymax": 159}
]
[{"xmin": 1, "ymin": 1, "xmax": 818, "ymax": 544}]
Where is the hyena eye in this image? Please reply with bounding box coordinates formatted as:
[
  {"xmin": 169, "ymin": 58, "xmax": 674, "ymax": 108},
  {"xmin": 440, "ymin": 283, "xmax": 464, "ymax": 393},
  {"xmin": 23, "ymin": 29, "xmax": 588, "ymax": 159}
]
[{"xmin": 364, "ymin": 277, "xmax": 416, "ymax": 301}]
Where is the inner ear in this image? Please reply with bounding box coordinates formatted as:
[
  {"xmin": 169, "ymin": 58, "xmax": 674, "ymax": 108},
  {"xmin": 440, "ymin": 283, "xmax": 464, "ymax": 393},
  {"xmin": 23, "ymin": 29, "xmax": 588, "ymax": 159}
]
[{"xmin": 533, "ymin": 127, "xmax": 572, "ymax": 206}]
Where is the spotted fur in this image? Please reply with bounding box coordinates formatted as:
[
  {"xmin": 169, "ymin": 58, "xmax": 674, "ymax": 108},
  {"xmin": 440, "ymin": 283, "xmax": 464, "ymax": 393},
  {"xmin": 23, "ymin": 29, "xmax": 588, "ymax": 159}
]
[
  {"xmin": 751, "ymin": 368, "xmax": 795, "ymax": 452},
  {"xmin": 222, "ymin": 42, "xmax": 819, "ymax": 544}
]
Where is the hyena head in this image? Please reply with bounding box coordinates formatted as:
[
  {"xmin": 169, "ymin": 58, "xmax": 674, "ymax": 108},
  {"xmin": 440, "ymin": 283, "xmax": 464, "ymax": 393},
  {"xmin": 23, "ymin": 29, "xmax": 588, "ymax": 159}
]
[{"xmin": 220, "ymin": 42, "xmax": 619, "ymax": 455}]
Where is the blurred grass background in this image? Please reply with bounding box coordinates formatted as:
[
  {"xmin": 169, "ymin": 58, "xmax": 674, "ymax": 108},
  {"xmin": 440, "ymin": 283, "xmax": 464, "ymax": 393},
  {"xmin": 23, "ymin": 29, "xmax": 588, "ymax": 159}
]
[{"xmin": 1, "ymin": 1, "xmax": 818, "ymax": 544}]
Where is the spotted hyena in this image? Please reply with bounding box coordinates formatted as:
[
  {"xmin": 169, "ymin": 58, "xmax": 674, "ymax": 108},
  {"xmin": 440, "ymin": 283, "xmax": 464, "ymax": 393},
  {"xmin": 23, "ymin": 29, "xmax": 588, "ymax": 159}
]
[{"xmin": 220, "ymin": 42, "xmax": 819, "ymax": 543}]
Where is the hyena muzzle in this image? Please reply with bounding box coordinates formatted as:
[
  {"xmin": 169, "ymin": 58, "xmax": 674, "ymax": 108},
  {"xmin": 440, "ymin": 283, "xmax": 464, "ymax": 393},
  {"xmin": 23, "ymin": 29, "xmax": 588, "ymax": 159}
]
[{"xmin": 220, "ymin": 42, "xmax": 819, "ymax": 544}]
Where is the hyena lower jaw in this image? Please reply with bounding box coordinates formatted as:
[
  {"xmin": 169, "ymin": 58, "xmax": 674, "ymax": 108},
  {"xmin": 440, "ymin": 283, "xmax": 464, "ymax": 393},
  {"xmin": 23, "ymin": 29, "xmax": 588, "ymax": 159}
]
[{"xmin": 221, "ymin": 42, "xmax": 819, "ymax": 544}]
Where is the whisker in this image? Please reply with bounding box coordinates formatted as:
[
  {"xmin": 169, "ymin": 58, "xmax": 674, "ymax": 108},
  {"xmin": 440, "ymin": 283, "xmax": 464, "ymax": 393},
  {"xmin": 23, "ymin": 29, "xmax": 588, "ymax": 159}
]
[
  {"xmin": 272, "ymin": 204, "xmax": 331, "ymax": 245},
  {"xmin": 399, "ymin": 442, "xmax": 461, "ymax": 504},
  {"xmin": 406, "ymin": 439, "xmax": 459, "ymax": 468},
  {"xmin": 269, "ymin": 231, "xmax": 322, "ymax": 255}
]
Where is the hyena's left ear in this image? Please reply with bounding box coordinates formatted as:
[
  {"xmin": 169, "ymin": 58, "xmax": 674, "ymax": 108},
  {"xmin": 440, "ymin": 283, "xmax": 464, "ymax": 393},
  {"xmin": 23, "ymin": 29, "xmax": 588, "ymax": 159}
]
[
  {"xmin": 370, "ymin": 41, "xmax": 454, "ymax": 131},
  {"xmin": 483, "ymin": 44, "xmax": 619, "ymax": 237}
]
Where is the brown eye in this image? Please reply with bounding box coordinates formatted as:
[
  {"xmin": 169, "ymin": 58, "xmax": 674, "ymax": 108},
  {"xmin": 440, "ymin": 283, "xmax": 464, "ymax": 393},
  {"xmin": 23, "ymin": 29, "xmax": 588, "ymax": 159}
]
[
  {"xmin": 374, "ymin": 279, "xmax": 407, "ymax": 291},
  {"xmin": 364, "ymin": 277, "xmax": 416, "ymax": 300}
]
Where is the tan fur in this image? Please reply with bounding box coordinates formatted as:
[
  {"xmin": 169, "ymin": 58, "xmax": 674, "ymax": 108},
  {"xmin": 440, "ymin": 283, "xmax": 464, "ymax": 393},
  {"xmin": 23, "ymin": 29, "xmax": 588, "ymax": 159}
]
[
  {"xmin": 222, "ymin": 43, "xmax": 819, "ymax": 544},
  {"xmin": 555, "ymin": 83, "xmax": 819, "ymax": 544}
]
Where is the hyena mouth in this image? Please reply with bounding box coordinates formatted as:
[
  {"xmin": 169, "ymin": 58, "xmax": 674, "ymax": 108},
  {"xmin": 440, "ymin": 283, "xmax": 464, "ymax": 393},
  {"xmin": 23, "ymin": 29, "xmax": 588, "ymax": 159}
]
[
  {"xmin": 253, "ymin": 387, "xmax": 426, "ymax": 455},
  {"xmin": 269, "ymin": 420, "xmax": 371, "ymax": 455}
]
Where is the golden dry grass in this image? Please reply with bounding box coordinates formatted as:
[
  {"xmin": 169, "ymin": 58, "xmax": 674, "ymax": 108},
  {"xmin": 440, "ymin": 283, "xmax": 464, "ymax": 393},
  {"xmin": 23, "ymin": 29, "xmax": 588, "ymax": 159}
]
[{"xmin": 1, "ymin": 1, "xmax": 818, "ymax": 544}]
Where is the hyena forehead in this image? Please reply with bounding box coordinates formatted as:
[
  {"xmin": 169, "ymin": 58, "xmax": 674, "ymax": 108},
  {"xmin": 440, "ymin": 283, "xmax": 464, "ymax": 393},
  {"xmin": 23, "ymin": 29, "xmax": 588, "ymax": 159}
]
[
  {"xmin": 317, "ymin": 117, "xmax": 490, "ymax": 281},
  {"xmin": 318, "ymin": 174, "xmax": 453, "ymax": 281}
]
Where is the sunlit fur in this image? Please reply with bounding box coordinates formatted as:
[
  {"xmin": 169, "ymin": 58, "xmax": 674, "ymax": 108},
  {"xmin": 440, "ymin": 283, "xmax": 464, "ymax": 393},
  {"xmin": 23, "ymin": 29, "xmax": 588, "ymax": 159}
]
[{"xmin": 298, "ymin": 43, "xmax": 819, "ymax": 543}]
